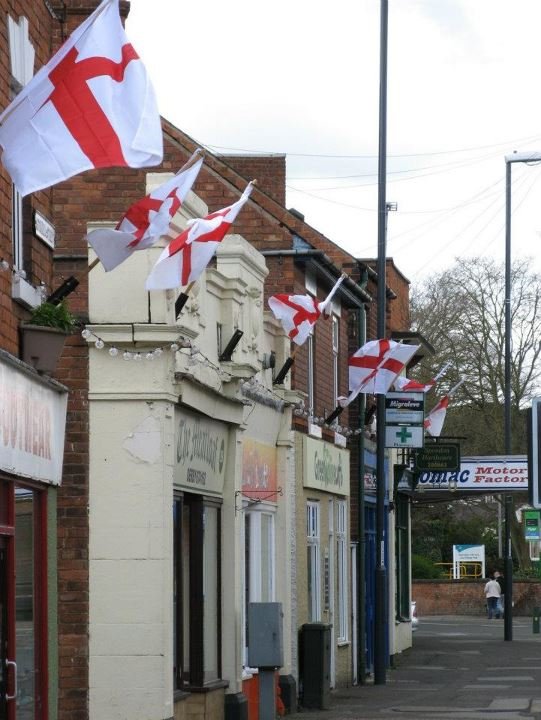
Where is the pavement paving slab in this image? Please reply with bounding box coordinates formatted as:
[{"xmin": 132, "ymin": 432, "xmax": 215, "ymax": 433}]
[{"xmin": 287, "ymin": 615, "xmax": 541, "ymax": 720}]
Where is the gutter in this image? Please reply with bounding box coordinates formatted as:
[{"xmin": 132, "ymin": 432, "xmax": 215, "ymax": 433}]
[{"xmin": 260, "ymin": 249, "xmax": 372, "ymax": 305}]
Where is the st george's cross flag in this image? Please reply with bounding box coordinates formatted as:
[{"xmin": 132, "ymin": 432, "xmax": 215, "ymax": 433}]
[
  {"xmin": 146, "ymin": 182, "xmax": 254, "ymax": 290},
  {"xmin": 0, "ymin": 0, "xmax": 162, "ymax": 196},
  {"xmin": 393, "ymin": 361, "xmax": 450, "ymax": 393},
  {"xmin": 87, "ymin": 150, "xmax": 203, "ymax": 271},
  {"xmin": 424, "ymin": 396, "xmax": 449, "ymax": 437},
  {"xmin": 268, "ymin": 274, "xmax": 346, "ymax": 346},
  {"xmin": 393, "ymin": 376, "xmax": 435, "ymax": 393},
  {"xmin": 338, "ymin": 339, "xmax": 419, "ymax": 407},
  {"xmin": 424, "ymin": 378, "xmax": 464, "ymax": 437}
]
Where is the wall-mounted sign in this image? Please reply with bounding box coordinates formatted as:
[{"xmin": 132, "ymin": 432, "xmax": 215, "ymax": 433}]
[
  {"xmin": 364, "ymin": 441, "xmax": 389, "ymax": 495},
  {"xmin": 385, "ymin": 392, "xmax": 424, "ymax": 424},
  {"xmin": 414, "ymin": 443, "xmax": 460, "ymax": 472},
  {"xmin": 175, "ymin": 408, "xmax": 228, "ymax": 496},
  {"xmin": 416, "ymin": 455, "xmax": 528, "ymax": 492},
  {"xmin": 0, "ymin": 357, "xmax": 67, "ymax": 485},
  {"xmin": 242, "ymin": 438, "xmax": 277, "ymax": 499},
  {"xmin": 303, "ymin": 435, "xmax": 349, "ymax": 496},
  {"xmin": 385, "ymin": 424, "xmax": 424, "ymax": 449},
  {"xmin": 33, "ymin": 210, "xmax": 55, "ymax": 249},
  {"xmin": 524, "ymin": 510, "xmax": 541, "ymax": 541},
  {"xmin": 385, "ymin": 392, "xmax": 424, "ymax": 449}
]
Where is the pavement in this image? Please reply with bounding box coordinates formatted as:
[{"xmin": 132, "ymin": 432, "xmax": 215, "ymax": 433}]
[{"xmin": 288, "ymin": 615, "xmax": 541, "ymax": 720}]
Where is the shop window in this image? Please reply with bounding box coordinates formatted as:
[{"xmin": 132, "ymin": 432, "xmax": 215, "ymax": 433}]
[
  {"xmin": 8, "ymin": 15, "xmax": 35, "ymax": 281},
  {"xmin": 306, "ymin": 501, "xmax": 321, "ymax": 622},
  {"xmin": 395, "ymin": 494, "xmax": 411, "ymax": 620},
  {"xmin": 336, "ymin": 500, "xmax": 348, "ymax": 642},
  {"xmin": 0, "ymin": 483, "xmax": 47, "ymax": 720},
  {"xmin": 173, "ymin": 493, "xmax": 222, "ymax": 690},
  {"xmin": 243, "ymin": 509, "xmax": 276, "ymax": 666}
]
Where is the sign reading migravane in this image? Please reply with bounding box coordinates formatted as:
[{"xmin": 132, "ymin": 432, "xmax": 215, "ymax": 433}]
[
  {"xmin": 175, "ymin": 408, "xmax": 228, "ymax": 496},
  {"xmin": 303, "ymin": 435, "xmax": 350, "ymax": 496}
]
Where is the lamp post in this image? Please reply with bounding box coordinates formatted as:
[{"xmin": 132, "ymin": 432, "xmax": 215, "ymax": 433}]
[
  {"xmin": 503, "ymin": 151, "xmax": 541, "ymax": 641},
  {"xmin": 374, "ymin": 0, "xmax": 389, "ymax": 685}
]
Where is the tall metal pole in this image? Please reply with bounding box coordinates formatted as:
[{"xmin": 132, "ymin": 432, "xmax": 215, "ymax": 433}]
[
  {"xmin": 502, "ymin": 151, "xmax": 541, "ymax": 638},
  {"xmin": 374, "ymin": 0, "xmax": 389, "ymax": 685},
  {"xmin": 504, "ymin": 159, "xmax": 513, "ymax": 641}
]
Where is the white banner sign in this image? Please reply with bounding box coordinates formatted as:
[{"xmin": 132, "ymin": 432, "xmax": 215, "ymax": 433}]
[
  {"xmin": 416, "ymin": 455, "xmax": 527, "ymax": 491},
  {"xmin": 0, "ymin": 359, "xmax": 67, "ymax": 485}
]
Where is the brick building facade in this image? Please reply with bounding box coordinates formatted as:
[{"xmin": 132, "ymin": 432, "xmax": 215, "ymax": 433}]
[{"xmin": 0, "ymin": 2, "xmax": 417, "ymax": 718}]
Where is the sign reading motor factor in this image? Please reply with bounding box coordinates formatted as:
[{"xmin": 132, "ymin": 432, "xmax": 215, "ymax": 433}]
[{"xmin": 416, "ymin": 455, "xmax": 527, "ymax": 492}]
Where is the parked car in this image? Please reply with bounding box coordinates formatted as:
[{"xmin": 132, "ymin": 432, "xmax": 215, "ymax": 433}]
[{"xmin": 411, "ymin": 600, "xmax": 419, "ymax": 631}]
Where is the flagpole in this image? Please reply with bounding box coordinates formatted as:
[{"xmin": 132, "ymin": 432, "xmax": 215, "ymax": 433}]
[
  {"xmin": 374, "ymin": 0, "xmax": 389, "ymax": 686},
  {"xmin": 273, "ymin": 272, "xmax": 346, "ymax": 386}
]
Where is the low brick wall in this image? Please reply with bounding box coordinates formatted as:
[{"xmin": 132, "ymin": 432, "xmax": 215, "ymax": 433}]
[{"xmin": 413, "ymin": 579, "xmax": 541, "ymax": 616}]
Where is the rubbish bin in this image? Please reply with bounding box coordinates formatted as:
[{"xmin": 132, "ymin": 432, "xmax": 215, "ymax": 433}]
[{"xmin": 300, "ymin": 623, "xmax": 331, "ymax": 709}]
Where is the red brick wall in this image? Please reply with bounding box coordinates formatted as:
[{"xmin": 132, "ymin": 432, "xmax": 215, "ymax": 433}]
[
  {"xmin": 413, "ymin": 580, "xmax": 541, "ymax": 616},
  {"xmin": 220, "ymin": 154, "xmax": 286, "ymax": 206}
]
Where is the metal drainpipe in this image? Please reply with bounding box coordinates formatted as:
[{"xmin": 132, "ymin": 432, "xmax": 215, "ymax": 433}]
[{"xmin": 357, "ymin": 268, "xmax": 368, "ymax": 684}]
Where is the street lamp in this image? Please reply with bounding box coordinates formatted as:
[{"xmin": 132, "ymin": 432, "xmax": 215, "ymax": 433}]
[
  {"xmin": 374, "ymin": 0, "xmax": 389, "ymax": 686},
  {"xmin": 503, "ymin": 151, "xmax": 541, "ymax": 641}
]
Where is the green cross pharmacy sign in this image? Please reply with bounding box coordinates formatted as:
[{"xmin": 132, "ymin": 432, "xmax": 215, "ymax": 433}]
[{"xmin": 384, "ymin": 391, "xmax": 425, "ymax": 449}]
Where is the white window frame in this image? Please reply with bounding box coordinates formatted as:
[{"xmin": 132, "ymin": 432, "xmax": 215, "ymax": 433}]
[
  {"xmin": 332, "ymin": 315, "xmax": 339, "ymax": 409},
  {"xmin": 307, "ymin": 501, "xmax": 321, "ymax": 621},
  {"xmin": 307, "ymin": 334, "xmax": 315, "ymax": 419},
  {"xmin": 243, "ymin": 507, "xmax": 276, "ymax": 668},
  {"xmin": 336, "ymin": 500, "xmax": 348, "ymax": 642}
]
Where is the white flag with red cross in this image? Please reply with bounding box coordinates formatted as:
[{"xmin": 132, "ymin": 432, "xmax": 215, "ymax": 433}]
[
  {"xmin": 393, "ymin": 376, "xmax": 435, "ymax": 393},
  {"xmin": 338, "ymin": 339, "xmax": 419, "ymax": 407},
  {"xmin": 424, "ymin": 396, "xmax": 449, "ymax": 437},
  {"xmin": 268, "ymin": 274, "xmax": 345, "ymax": 346},
  {"xmin": 393, "ymin": 361, "xmax": 450, "ymax": 393},
  {"xmin": 0, "ymin": 0, "xmax": 162, "ymax": 196},
  {"xmin": 424, "ymin": 379, "xmax": 464, "ymax": 437},
  {"xmin": 146, "ymin": 182, "xmax": 254, "ymax": 290},
  {"xmin": 87, "ymin": 150, "xmax": 203, "ymax": 271}
]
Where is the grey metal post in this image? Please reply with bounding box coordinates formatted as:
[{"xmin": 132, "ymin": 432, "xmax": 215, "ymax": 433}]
[
  {"xmin": 374, "ymin": 0, "xmax": 389, "ymax": 686},
  {"xmin": 501, "ymin": 152, "xmax": 541, "ymax": 639},
  {"xmin": 504, "ymin": 157, "xmax": 513, "ymax": 641},
  {"xmin": 259, "ymin": 670, "xmax": 275, "ymax": 720}
]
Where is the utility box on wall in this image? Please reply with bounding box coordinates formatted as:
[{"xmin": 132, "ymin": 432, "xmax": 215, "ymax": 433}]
[{"xmin": 248, "ymin": 602, "xmax": 284, "ymax": 668}]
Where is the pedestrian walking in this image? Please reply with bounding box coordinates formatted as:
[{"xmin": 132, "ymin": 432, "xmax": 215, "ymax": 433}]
[{"xmin": 484, "ymin": 575, "xmax": 502, "ymax": 619}]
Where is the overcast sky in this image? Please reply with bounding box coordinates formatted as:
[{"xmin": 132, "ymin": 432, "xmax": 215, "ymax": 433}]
[{"xmin": 126, "ymin": 1, "xmax": 541, "ymax": 286}]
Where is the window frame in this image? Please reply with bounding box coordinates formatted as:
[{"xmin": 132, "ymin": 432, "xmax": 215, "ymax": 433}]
[
  {"xmin": 243, "ymin": 507, "xmax": 276, "ymax": 668},
  {"xmin": 306, "ymin": 501, "xmax": 321, "ymax": 622},
  {"xmin": 336, "ymin": 499, "xmax": 348, "ymax": 642},
  {"xmin": 173, "ymin": 491, "xmax": 222, "ymax": 691},
  {"xmin": 395, "ymin": 493, "xmax": 411, "ymax": 621}
]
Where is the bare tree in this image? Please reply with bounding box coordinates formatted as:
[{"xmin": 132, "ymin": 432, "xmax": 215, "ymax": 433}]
[
  {"xmin": 411, "ymin": 257, "xmax": 541, "ymax": 455},
  {"xmin": 411, "ymin": 257, "xmax": 541, "ymax": 570}
]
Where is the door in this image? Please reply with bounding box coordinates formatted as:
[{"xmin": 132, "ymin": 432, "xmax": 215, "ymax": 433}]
[
  {"xmin": 0, "ymin": 538, "xmax": 7, "ymax": 720},
  {"xmin": 364, "ymin": 506, "xmax": 376, "ymax": 673},
  {"xmin": 0, "ymin": 535, "xmax": 15, "ymax": 720}
]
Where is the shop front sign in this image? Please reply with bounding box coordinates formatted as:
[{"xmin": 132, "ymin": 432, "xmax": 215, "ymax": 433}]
[
  {"xmin": 175, "ymin": 408, "xmax": 228, "ymax": 495},
  {"xmin": 0, "ymin": 357, "xmax": 68, "ymax": 485},
  {"xmin": 303, "ymin": 435, "xmax": 349, "ymax": 496}
]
